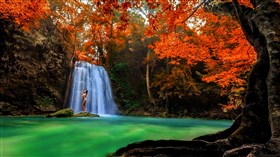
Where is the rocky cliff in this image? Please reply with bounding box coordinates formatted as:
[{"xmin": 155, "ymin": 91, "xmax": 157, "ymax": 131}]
[{"xmin": 0, "ymin": 20, "xmax": 69, "ymax": 115}]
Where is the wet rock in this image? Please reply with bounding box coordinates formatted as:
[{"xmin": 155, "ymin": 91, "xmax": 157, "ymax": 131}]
[
  {"xmin": 74, "ymin": 112, "xmax": 100, "ymax": 117},
  {"xmin": 46, "ymin": 108, "xmax": 73, "ymax": 117}
]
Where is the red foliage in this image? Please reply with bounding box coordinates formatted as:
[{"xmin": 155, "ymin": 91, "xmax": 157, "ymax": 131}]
[
  {"xmin": 152, "ymin": 12, "xmax": 255, "ymax": 88},
  {"xmin": 143, "ymin": 0, "xmax": 256, "ymax": 107},
  {"xmin": 0, "ymin": 0, "xmax": 50, "ymax": 30},
  {"xmin": 218, "ymin": 103, "xmax": 238, "ymax": 112}
]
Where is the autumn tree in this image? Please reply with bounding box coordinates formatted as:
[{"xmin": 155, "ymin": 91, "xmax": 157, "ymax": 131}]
[
  {"xmin": 110, "ymin": 0, "xmax": 280, "ymax": 156},
  {"xmin": 199, "ymin": 1, "xmax": 280, "ymax": 156},
  {"xmin": 49, "ymin": 0, "xmax": 89, "ymax": 106},
  {"xmin": 131, "ymin": 4, "xmax": 158, "ymax": 106},
  {"xmin": 0, "ymin": 0, "xmax": 49, "ymax": 30},
  {"xmin": 109, "ymin": 13, "xmax": 152, "ymax": 113},
  {"xmin": 49, "ymin": 0, "xmax": 132, "ymax": 106},
  {"xmin": 0, "ymin": 0, "xmax": 49, "ymax": 58},
  {"xmin": 0, "ymin": 0, "xmax": 70, "ymax": 112},
  {"xmin": 146, "ymin": 2, "xmax": 254, "ymax": 108}
]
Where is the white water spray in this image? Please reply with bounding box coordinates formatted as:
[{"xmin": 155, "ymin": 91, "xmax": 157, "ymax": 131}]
[{"xmin": 69, "ymin": 61, "xmax": 118, "ymax": 115}]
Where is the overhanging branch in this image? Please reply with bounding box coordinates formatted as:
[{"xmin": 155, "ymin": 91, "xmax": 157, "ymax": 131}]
[{"xmin": 203, "ymin": 0, "xmax": 255, "ymax": 44}]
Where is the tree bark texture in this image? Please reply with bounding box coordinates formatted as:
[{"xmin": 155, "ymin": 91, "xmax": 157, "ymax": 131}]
[
  {"xmin": 245, "ymin": 1, "xmax": 280, "ymax": 156},
  {"xmin": 252, "ymin": 0, "xmax": 280, "ymax": 140}
]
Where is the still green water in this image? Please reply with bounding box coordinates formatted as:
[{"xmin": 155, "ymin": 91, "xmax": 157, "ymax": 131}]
[{"xmin": 1, "ymin": 116, "xmax": 232, "ymax": 157}]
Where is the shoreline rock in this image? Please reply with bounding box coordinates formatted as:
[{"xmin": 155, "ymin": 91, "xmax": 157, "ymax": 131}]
[
  {"xmin": 46, "ymin": 108, "xmax": 74, "ymax": 117},
  {"xmin": 46, "ymin": 108, "xmax": 99, "ymax": 118},
  {"xmin": 74, "ymin": 112, "xmax": 100, "ymax": 117}
]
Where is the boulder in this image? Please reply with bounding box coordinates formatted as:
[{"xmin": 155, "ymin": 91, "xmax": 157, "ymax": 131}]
[
  {"xmin": 46, "ymin": 108, "xmax": 73, "ymax": 117},
  {"xmin": 74, "ymin": 112, "xmax": 100, "ymax": 117}
]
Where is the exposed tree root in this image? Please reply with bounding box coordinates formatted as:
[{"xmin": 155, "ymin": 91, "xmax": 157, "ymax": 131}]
[
  {"xmin": 110, "ymin": 139, "xmax": 280, "ymax": 157},
  {"xmin": 222, "ymin": 138, "xmax": 280, "ymax": 157},
  {"xmin": 193, "ymin": 114, "xmax": 242, "ymax": 142},
  {"xmin": 111, "ymin": 139, "xmax": 233, "ymax": 157},
  {"xmin": 223, "ymin": 144, "xmax": 261, "ymax": 157},
  {"xmin": 248, "ymin": 138, "xmax": 280, "ymax": 157},
  {"xmin": 110, "ymin": 113, "xmax": 273, "ymax": 157}
]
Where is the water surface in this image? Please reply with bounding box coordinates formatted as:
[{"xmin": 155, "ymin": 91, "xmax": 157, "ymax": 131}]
[{"xmin": 1, "ymin": 116, "xmax": 232, "ymax": 157}]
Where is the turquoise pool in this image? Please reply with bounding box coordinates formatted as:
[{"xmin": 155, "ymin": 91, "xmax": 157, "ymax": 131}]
[{"xmin": 1, "ymin": 116, "xmax": 232, "ymax": 157}]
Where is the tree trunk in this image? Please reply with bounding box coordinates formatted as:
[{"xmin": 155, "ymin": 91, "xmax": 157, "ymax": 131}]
[
  {"xmin": 97, "ymin": 45, "xmax": 106, "ymax": 64},
  {"xmin": 146, "ymin": 49, "xmax": 155, "ymax": 105},
  {"xmin": 253, "ymin": 0, "xmax": 280, "ymax": 140},
  {"xmin": 165, "ymin": 58, "xmax": 170, "ymax": 113},
  {"xmin": 197, "ymin": 1, "xmax": 280, "ymax": 156},
  {"xmin": 226, "ymin": 21, "xmax": 271, "ymax": 146},
  {"xmin": 246, "ymin": 1, "xmax": 280, "ymax": 156},
  {"xmin": 195, "ymin": 23, "xmax": 271, "ymax": 146},
  {"xmin": 223, "ymin": 1, "xmax": 280, "ymax": 156},
  {"xmin": 62, "ymin": 24, "xmax": 78, "ymax": 108}
]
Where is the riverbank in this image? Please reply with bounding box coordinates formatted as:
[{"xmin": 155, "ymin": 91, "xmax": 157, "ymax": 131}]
[
  {"xmin": 118, "ymin": 105, "xmax": 240, "ymax": 120},
  {"xmin": 1, "ymin": 101, "xmax": 240, "ymax": 120}
]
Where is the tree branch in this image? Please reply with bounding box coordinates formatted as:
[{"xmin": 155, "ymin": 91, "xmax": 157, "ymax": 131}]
[
  {"xmin": 203, "ymin": 1, "xmax": 255, "ymax": 44},
  {"xmin": 232, "ymin": 0, "xmax": 254, "ymax": 44},
  {"xmin": 175, "ymin": 0, "xmax": 204, "ymax": 26}
]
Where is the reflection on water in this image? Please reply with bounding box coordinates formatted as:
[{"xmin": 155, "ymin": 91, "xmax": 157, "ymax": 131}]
[{"xmin": 1, "ymin": 116, "xmax": 232, "ymax": 157}]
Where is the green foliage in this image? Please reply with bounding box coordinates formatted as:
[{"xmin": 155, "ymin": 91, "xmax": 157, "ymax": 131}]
[
  {"xmin": 113, "ymin": 62, "xmax": 130, "ymax": 73},
  {"xmin": 35, "ymin": 96, "xmax": 54, "ymax": 106},
  {"xmin": 124, "ymin": 100, "xmax": 141, "ymax": 112},
  {"xmin": 110, "ymin": 62, "xmax": 144, "ymax": 111},
  {"xmin": 110, "ymin": 62, "xmax": 133, "ymax": 98}
]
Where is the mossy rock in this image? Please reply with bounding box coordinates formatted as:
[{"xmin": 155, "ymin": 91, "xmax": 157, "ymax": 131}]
[
  {"xmin": 74, "ymin": 112, "xmax": 100, "ymax": 117},
  {"xmin": 46, "ymin": 108, "xmax": 74, "ymax": 117}
]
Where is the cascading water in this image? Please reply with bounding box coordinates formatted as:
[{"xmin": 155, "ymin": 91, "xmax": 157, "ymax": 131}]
[{"xmin": 68, "ymin": 61, "xmax": 118, "ymax": 115}]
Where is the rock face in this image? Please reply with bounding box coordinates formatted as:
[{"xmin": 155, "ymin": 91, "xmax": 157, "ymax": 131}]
[{"xmin": 0, "ymin": 20, "xmax": 69, "ymax": 115}]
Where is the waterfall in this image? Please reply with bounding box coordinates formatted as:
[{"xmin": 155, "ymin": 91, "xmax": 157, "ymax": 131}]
[{"xmin": 68, "ymin": 61, "xmax": 118, "ymax": 115}]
